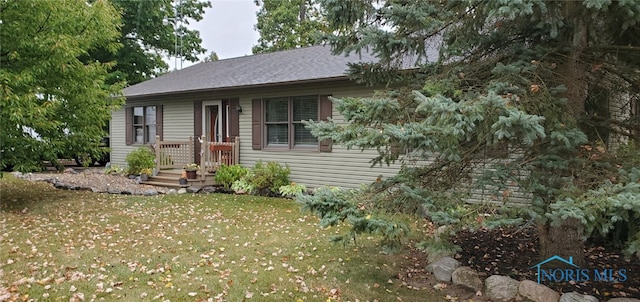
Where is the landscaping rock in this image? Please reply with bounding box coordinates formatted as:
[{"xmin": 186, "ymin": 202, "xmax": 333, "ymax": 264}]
[
  {"xmin": 560, "ymin": 292, "xmax": 598, "ymax": 302},
  {"xmin": 64, "ymin": 168, "xmax": 78, "ymax": 174},
  {"xmin": 426, "ymin": 256, "xmax": 460, "ymax": 282},
  {"xmin": 451, "ymin": 266, "xmax": 482, "ymax": 292},
  {"xmin": 518, "ymin": 280, "xmax": 560, "ymax": 302},
  {"xmin": 607, "ymin": 299, "xmax": 640, "ymax": 302},
  {"xmin": 484, "ymin": 275, "xmax": 519, "ymax": 302},
  {"xmin": 200, "ymin": 186, "xmax": 218, "ymax": 193},
  {"xmin": 177, "ymin": 188, "xmax": 187, "ymax": 194},
  {"xmin": 143, "ymin": 189, "xmax": 159, "ymax": 196},
  {"xmin": 166, "ymin": 189, "xmax": 177, "ymax": 195},
  {"xmin": 54, "ymin": 182, "xmax": 71, "ymax": 190},
  {"xmin": 186, "ymin": 186, "xmax": 201, "ymax": 193}
]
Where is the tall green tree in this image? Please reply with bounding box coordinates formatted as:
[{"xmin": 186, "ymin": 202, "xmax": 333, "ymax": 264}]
[
  {"xmin": 0, "ymin": 0, "xmax": 124, "ymax": 172},
  {"xmin": 91, "ymin": 0, "xmax": 210, "ymax": 85},
  {"xmin": 252, "ymin": 0, "xmax": 329, "ymax": 53},
  {"xmin": 305, "ymin": 0, "xmax": 640, "ymax": 263}
]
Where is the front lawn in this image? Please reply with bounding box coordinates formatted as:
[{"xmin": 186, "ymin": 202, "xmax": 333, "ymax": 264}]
[{"xmin": 0, "ymin": 177, "xmax": 442, "ymax": 301}]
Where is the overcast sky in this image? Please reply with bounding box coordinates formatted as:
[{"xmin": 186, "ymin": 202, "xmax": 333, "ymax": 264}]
[{"xmin": 170, "ymin": 0, "xmax": 260, "ymax": 69}]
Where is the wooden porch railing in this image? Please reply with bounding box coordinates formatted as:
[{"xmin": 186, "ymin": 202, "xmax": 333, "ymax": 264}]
[
  {"xmin": 155, "ymin": 136, "xmax": 194, "ymax": 171},
  {"xmin": 154, "ymin": 135, "xmax": 239, "ymax": 182},
  {"xmin": 200, "ymin": 136, "xmax": 240, "ymax": 174}
]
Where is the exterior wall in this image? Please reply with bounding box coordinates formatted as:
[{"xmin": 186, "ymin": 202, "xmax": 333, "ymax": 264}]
[
  {"xmin": 235, "ymin": 82, "xmax": 401, "ymax": 189},
  {"xmin": 114, "ymin": 80, "xmax": 401, "ymax": 188},
  {"xmin": 111, "ymin": 99, "xmax": 194, "ymax": 167}
]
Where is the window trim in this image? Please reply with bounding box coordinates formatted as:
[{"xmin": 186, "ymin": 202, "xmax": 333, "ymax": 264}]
[{"xmin": 125, "ymin": 105, "xmax": 161, "ymax": 146}]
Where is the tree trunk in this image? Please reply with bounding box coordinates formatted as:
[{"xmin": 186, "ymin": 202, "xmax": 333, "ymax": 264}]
[
  {"xmin": 538, "ymin": 218, "xmax": 586, "ymax": 266},
  {"xmin": 563, "ymin": 4, "xmax": 590, "ymax": 115}
]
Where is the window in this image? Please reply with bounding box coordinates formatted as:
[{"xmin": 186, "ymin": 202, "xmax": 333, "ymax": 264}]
[
  {"xmin": 264, "ymin": 96, "xmax": 319, "ymax": 149},
  {"xmin": 127, "ymin": 106, "xmax": 158, "ymax": 144},
  {"xmin": 252, "ymin": 95, "xmax": 331, "ymax": 152}
]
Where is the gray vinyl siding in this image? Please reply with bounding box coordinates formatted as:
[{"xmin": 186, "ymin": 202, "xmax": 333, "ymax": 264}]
[{"xmin": 110, "ymin": 99, "xmax": 193, "ymax": 168}]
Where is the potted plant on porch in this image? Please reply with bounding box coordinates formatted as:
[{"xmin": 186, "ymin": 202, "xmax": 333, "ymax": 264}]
[{"xmin": 183, "ymin": 163, "xmax": 200, "ymax": 179}]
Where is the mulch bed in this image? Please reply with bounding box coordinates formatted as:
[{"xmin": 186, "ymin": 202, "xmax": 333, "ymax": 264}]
[{"xmin": 451, "ymin": 225, "xmax": 640, "ymax": 300}]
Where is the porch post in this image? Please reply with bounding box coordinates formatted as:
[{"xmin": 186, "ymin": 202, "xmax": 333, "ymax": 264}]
[
  {"xmin": 234, "ymin": 136, "xmax": 240, "ymax": 165},
  {"xmin": 155, "ymin": 135, "xmax": 160, "ymax": 173},
  {"xmin": 200, "ymin": 134, "xmax": 206, "ymax": 181},
  {"xmin": 189, "ymin": 136, "xmax": 194, "ymax": 165}
]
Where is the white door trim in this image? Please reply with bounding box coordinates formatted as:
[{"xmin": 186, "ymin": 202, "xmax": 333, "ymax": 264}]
[{"xmin": 202, "ymin": 100, "xmax": 222, "ymax": 142}]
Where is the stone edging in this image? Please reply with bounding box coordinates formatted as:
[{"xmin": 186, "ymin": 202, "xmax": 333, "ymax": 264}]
[{"xmin": 425, "ymin": 256, "xmax": 638, "ymax": 302}]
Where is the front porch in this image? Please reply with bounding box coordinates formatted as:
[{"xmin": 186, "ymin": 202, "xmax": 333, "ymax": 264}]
[{"xmin": 140, "ymin": 135, "xmax": 239, "ymax": 188}]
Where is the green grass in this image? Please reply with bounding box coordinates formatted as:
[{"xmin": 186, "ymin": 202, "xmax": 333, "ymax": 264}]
[{"xmin": 0, "ymin": 176, "xmax": 443, "ymax": 301}]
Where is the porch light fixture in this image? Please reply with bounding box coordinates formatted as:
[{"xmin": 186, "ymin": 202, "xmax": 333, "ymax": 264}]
[{"xmin": 236, "ymin": 105, "xmax": 243, "ymax": 113}]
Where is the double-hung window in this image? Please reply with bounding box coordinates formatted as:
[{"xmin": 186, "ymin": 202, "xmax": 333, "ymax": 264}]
[
  {"xmin": 129, "ymin": 106, "xmax": 156, "ymax": 144},
  {"xmin": 264, "ymin": 96, "xmax": 318, "ymax": 148},
  {"xmin": 252, "ymin": 95, "xmax": 331, "ymax": 152}
]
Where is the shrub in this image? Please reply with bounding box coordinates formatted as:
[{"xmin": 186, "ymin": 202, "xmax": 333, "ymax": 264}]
[
  {"xmin": 215, "ymin": 164, "xmax": 249, "ymax": 189},
  {"xmin": 231, "ymin": 178, "xmax": 255, "ymax": 194},
  {"xmin": 248, "ymin": 160, "xmax": 290, "ymax": 196},
  {"xmin": 125, "ymin": 147, "xmax": 155, "ymax": 175},
  {"xmin": 279, "ymin": 182, "xmax": 307, "ymax": 198}
]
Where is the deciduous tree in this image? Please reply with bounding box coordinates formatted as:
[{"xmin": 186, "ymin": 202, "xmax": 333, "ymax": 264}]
[
  {"xmin": 252, "ymin": 0, "xmax": 329, "ymax": 53},
  {"xmin": 91, "ymin": 0, "xmax": 210, "ymax": 85},
  {"xmin": 0, "ymin": 0, "xmax": 124, "ymax": 172}
]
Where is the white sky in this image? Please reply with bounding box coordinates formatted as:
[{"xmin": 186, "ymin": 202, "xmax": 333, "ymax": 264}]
[{"xmin": 169, "ymin": 0, "xmax": 260, "ymax": 70}]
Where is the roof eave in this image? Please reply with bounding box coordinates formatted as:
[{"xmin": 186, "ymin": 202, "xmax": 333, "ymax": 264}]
[{"xmin": 124, "ymin": 75, "xmax": 352, "ymax": 100}]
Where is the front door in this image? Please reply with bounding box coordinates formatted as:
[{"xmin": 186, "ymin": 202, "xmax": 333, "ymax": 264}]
[{"xmin": 202, "ymin": 100, "xmax": 226, "ymax": 143}]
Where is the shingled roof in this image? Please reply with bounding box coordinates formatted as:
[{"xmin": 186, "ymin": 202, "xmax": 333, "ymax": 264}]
[{"xmin": 123, "ymin": 45, "xmax": 435, "ymax": 98}]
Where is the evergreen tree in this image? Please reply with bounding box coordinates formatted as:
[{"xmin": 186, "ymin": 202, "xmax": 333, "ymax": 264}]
[
  {"xmin": 252, "ymin": 0, "xmax": 329, "ymax": 53},
  {"xmin": 304, "ymin": 0, "xmax": 640, "ymax": 263}
]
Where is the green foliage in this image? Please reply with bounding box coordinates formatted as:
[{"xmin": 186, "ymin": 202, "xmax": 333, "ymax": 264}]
[
  {"xmin": 231, "ymin": 178, "xmax": 256, "ymax": 195},
  {"xmin": 104, "ymin": 164, "xmax": 124, "ymax": 175},
  {"xmin": 252, "ymin": 0, "xmax": 329, "ymax": 53},
  {"xmin": 246, "ymin": 160, "xmax": 291, "ymax": 196},
  {"xmin": 416, "ymin": 237, "xmax": 462, "ymax": 263},
  {"xmin": 215, "ymin": 164, "xmax": 249, "ymax": 189},
  {"xmin": 297, "ymin": 187, "xmax": 410, "ymax": 252},
  {"xmin": 125, "ymin": 147, "xmax": 155, "ymax": 175},
  {"xmin": 278, "ymin": 182, "xmax": 307, "ymax": 198},
  {"xmin": 91, "ymin": 0, "xmax": 211, "ymax": 85},
  {"xmin": 548, "ymin": 168, "xmax": 640, "ymax": 259},
  {"xmin": 140, "ymin": 168, "xmax": 153, "ymax": 175},
  {"xmin": 309, "ymin": 0, "xmax": 640, "ymax": 256},
  {"xmin": 0, "ymin": 0, "xmax": 124, "ymax": 172}
]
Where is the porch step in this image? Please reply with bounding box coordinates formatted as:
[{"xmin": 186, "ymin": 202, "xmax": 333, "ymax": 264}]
[
  {"xmin": 140, "ymin": 180, "xmax": 188, "ymax": 188},
  {"xmin": 140, "ymin": 169, "xmax": 217, "ymax": 188}
]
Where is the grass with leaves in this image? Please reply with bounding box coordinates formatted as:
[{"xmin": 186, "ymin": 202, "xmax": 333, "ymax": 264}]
[{"xmin": 0, "ymin": 176, "xmax": 443, "ymax": 301}]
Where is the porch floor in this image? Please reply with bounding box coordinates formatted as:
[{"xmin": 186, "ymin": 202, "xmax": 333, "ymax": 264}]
[{"xmin": 140, "ymin": 169, "xmax": 217, "ymax": 188}]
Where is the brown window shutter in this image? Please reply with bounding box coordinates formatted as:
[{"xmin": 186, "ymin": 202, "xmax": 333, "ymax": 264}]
[
  {"xmin": 194, "ymin": 101, "xmax": 202, "ymax": 164},
  {"xmin": 229, "ymin": 98, "xmax": 240, "ymax": 139},
  {"xmin": 251, "ymin": 99, "xmax": 262, "ymax": 150},
  {"xmin": 318, "ymin": 95, "xmax": 332, "ymax": 152},
  {"xmin": 125, "ymin": 107, "xmax": 133, "ymax": 145},
  {"xmin": 156, "ymin": 105, "xmax": 163, "ymax": 141}
]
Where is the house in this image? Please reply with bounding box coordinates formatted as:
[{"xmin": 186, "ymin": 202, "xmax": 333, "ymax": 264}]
[{"xmin": 111, "ymin": 45, "xmax": 435, "ymax": 188}]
